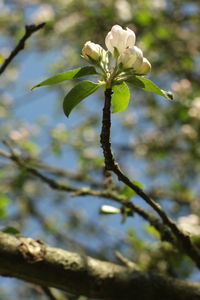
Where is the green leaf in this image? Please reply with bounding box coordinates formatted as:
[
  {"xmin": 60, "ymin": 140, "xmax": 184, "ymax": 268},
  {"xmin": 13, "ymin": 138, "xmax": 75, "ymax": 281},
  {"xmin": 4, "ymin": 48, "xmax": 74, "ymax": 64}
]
[
  {"xmin": 121, "ymin": 207, "xmax": 133, "ymax": 224},
  {"xmin": 120, "ymin": 180, "xmax": 144, "ymax": 199},
  {"xmin": 31, "ymin": 66, "xmax": 97, "ymax": 90},
  {"xmin": 63, "ymin": 80, "xmax": 100, "ymax": 117},
  {"xmin": 126, "ymin": 75, "xmax": 173, "ymax": 101},
  {"xmin": 20, "ymin": 140, "xmax": 39, "ymax": 154},
  {"xmin": 0, "ymin": 195, "xmax": 9, "ymax": 218},
  {"xmin": 111, "ymin": 82, "xmax": 130, "ymax": 113},
  {"xmin": 2, "ymin": 226, "xmax": 20, "ymax": 235},
  {"xmin": 113, "ymin": 47, "xmax": 120, "ymax": 58},
  {"xmin": 144, "ymin": 224, "xmax": 160, "ymax": 239},
  {"xmin": 0, "ymin": 53, "xmax": 4, "ymax": 64},
  {"xmin": 127, "ymin": 228, "xmax": 145, "ymax": 249}
]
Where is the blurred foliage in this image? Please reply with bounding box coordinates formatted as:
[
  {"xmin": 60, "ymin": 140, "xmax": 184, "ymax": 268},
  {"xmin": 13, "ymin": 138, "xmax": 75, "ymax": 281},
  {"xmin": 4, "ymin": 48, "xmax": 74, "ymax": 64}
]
[{"xmin": 0, "ymin": 0, "xmax": 200, "ymax": 299}]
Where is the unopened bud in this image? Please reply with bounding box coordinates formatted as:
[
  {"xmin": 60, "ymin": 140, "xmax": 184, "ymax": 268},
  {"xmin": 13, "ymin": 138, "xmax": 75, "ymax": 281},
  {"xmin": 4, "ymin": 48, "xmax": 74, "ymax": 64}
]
[
  {"xmin": 100, "ymin": 205, "xmax": 121, "ymax": 215},
  {"xmin": 82, "ymin": 41, "xmax": 103, "ymax": 63}
]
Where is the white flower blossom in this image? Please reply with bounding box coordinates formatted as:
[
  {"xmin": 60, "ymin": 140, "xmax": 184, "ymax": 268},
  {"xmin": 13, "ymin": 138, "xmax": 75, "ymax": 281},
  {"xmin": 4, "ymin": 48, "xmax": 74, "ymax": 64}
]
[
  {"xmin": 81, "ymin": 25, "xmax": 151, "ymax": 77},
  {"xmin": 105, "ymin": 25, "xmax": 135, "ymax": 55},
  {"xmin": 178, "ymin": 214, "xmax": 200, "ymax": 235}
]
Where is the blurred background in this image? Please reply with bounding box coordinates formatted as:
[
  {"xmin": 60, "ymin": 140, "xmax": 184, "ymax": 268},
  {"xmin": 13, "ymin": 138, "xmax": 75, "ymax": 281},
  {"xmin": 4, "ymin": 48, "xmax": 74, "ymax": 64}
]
[{"xmin": 0, "ymin": 0, "xmax": 200, "ymax": 299}]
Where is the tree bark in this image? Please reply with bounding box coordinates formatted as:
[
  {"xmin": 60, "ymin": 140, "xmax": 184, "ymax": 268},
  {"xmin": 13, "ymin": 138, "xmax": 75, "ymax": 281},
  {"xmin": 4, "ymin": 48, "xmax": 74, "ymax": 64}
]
[{"xmin": 0, "ymin": 232, "xmax": 199, "ymax": 300}]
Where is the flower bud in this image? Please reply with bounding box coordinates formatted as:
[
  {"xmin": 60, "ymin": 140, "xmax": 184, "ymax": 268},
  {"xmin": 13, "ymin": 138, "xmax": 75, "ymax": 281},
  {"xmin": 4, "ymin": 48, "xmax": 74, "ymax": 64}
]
[
  {"xmin": 100, "ymin": 205, "xmax": 121, "ymax": 215},
  {"xmin": 119, "ymin": 46, "xmax": 143, "ymax": 70},
  {"xmin": 82, "ymin": 41, "xmax": 104, "ymax": 63},
  {"xmin": 136, "ymin": 57, "xmax": 151, "ymax": 75},
  {"xmin": 105, "ymin": 25, "xmax": 136, "ymax": 55}
]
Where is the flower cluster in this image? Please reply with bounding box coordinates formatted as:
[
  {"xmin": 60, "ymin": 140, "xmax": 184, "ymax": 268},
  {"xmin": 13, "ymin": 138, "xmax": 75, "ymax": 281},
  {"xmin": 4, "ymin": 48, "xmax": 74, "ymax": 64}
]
[
  {"xmin": 82, "ymin": 25, "xmax": 151, "ymax": 82},
  {"xmin": 33, "ymin": 24, "xmax": 172, "ymax": 118}
]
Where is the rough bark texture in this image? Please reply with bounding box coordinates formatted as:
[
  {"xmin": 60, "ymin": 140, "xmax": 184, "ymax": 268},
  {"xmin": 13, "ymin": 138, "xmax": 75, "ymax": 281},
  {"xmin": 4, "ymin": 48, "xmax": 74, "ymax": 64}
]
[{"xmin": 0, "ymin": 232, "xmax": 200, "ymax": 300}]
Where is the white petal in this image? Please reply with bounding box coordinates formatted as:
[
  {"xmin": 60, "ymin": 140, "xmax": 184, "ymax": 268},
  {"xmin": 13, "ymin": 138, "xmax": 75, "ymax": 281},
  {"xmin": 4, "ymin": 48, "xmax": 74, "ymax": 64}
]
[
  {"xmin": 132, "ymin": 46, "xmax": 143, "ymax": 70},
  {"xmin": 111, "ymin": 25, "xmax": 123, "ymax": 33},
  {"xmin": 126, "ymin": 27, "xmax": 136, "ymax": 47},
  {"xmin": 119, "ymin": 47, "xmax": 138, "ymax": 68},
  {"xmin": 112, "ymin": 26, "xmax": 123, "ymax": 47},
  {"xmin": 105, "ymin": 25, "xmax": 135, "ymax": 55},
  {"xmin": 105, "ymin": 32, "xmax": 114, "ymax": 53},
  {"xmin": 137, "ymin": 57, "xmax": 151, "ymax": 75}
]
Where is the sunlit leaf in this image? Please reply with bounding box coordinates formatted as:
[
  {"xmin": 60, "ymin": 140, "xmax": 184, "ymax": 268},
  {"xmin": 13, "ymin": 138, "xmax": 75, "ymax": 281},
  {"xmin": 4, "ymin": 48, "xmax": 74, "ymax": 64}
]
[
  {"xmin": 126, "ymin": 76, "xmax": 173, "ymax": 101},
  {"xmin": 63, "ymin": 80, "xmax": 100, "ymax": 117},
  {"xmin": 2, "ymin": 226, "xmax": 19, "ymax": 235},
  {"xmin": 120, "ymin": 180, "xmax": 144, "ymax": 199},
  {"xmin": 0, "ymin": 53, "xmax": 4, "ymax": 64},
  {"xmin": 31, "ymin": 66, "xmax": 97, "ymax": 89},
  {"xmin": 121, "ymin": 207, "xmax": 133, "ymax": 224},
  {"xmin": 127, "ymin": 228, "xmax": 146, "ymax": 249},
  {"xmin": 0, "ymin": 195, "xmax": 9, "ymax": 218},
  {"xmin": 20, "ymin": 140, "xmax": 39, "ymax": 154},
  {"xmin": 144, "ymin": 224, "xmax": 160, "ymax": 239},
  {"xmin": 112, "ymin": 82, "xmax": 130, "ymax": 113}
]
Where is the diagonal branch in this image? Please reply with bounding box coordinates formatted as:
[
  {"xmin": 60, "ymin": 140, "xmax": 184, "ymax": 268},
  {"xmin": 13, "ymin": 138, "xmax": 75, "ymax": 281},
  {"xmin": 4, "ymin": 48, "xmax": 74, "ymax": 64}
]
[
  {"xmin": 0, "ymin": 232, "xmax": 200, "ymax": 300},
  {"xmin": 100, "ymin": 88, "xmax": 200, "ymax": 269},
  {"xmin": 0, "ymin": 146, "xmax": 187, "ymax": 250},
  {"xmin": 0, "ymin": 23, "xmax": 45, "ymax": 75}
]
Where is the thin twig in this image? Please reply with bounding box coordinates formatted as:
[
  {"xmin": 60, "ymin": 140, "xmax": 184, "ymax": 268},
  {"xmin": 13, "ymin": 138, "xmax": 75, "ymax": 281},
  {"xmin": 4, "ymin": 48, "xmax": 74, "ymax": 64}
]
[
  {"xmin": 0, "ymin": 23, "xmax": 45, "ymax": 75},
  {"xmin": 1, "ymin": 141, "xmax": 196, "ymax": 258},
  {"xmin": 115, "ymin": 250, "xmax": 140, "ymax": 270},
  {"xmin": 41, "ymin": 286, "xmax": 59, "ymax": 300},
  {"xmin": 100, "ymin": 88, "xmax": 200, "ymax": 269},
  {"xmin": 32, "ymin": 161, "xmax": 104, "ymax": 188},
  {"xmin": 0, "ymin": 145, "xmax": 175, "ymax": 247}
]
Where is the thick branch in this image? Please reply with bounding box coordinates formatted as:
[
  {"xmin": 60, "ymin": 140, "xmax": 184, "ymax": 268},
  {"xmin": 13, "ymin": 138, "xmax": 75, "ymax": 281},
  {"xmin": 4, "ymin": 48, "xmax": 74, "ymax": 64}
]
[
  {"xmin": 100, "ymin": 89, "xmax": 200, "ymax": 269},
  {"xmin": 0, "ymin": 23, "xmax": 45, "ymax": 75},
  {"xmin": 0, "ymin": 232, "xmax": 199, "ymax": 300}
]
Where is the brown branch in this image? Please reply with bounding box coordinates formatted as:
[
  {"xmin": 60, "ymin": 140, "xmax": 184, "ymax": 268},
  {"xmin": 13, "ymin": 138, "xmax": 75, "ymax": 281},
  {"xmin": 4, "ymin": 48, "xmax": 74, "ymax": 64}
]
[
  {"xmin": 100, "ymin": 88, "xmax": 200, "ymax": 269},
  {"xmin": 0, "ymin": 140, "xmax": 195, "ymax": 258},
  {"xmin": 0, "ymin": 232, "xmax": 200, "ymax": 300},
  {"xmin": 31, "ymin": 160, "xmax": 104, "ymax": 188},
  {"xmin": 0, "ymin": 146, "xmax": 183, "ymax": 249},
  {"xmin": 0, "ymin": 23, "xmax": 45, "ymax": 75},
  {"xmin": 0, "ymin": 143, "xmax": 193, "ymax": 257}
]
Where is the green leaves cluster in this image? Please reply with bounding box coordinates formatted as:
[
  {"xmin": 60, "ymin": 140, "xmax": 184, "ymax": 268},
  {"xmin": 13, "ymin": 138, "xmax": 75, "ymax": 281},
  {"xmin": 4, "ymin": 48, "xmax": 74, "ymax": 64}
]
[{"xmin": 32, "ymin": 66, "xmax": 173, "ymax": 117}]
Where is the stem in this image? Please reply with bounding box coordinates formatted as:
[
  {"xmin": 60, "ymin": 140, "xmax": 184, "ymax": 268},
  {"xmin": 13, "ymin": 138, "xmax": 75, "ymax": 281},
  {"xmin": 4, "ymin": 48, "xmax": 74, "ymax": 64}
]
[
  {"xmin": 100, "ymin": 88, "xmax": 200, "ymax": 269},
  {"xmin": 100, "ymin": 88, "xmax": 114, "ymax": 166},
  {"xmin": 0, "ymin": 23, "xmax": 45, "ymax": 75}
]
